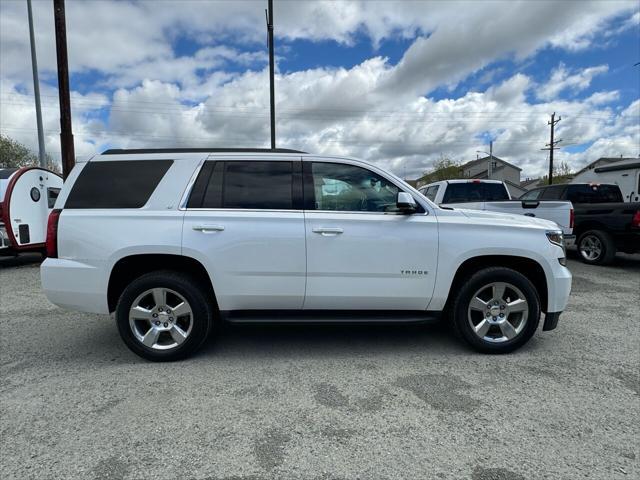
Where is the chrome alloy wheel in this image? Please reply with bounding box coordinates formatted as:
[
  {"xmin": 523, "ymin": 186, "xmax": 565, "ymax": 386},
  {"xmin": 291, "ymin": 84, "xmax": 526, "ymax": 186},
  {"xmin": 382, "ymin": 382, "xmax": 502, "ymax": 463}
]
[
  {"xmin": 579, "ymin": 234, "xmax": 602, "ymax": 262},
  {"xmin": 129, "ymin": 288, "xmax": 193, "ymax": 350},
  {"xmin": 467, "ymin": 282, "xmax": 528, "ymax": 343}
]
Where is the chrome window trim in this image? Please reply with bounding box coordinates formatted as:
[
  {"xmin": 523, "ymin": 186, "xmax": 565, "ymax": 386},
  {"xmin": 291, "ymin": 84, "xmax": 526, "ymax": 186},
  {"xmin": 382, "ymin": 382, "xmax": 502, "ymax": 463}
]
[
  {"xmin": 178, "ymin": 156, "xmax": 207, "ymax": 210},
  {"xmin": 183, "ymin": 207, "xmax": 427, "ymax": 216}
]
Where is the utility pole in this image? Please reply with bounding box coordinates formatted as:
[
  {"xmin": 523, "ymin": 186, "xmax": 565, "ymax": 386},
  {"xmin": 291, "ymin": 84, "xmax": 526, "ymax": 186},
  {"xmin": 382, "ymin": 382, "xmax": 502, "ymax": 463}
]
[
  {"xmin": 265, "ymin": 0, "xmax": 276, "ymax": 149},
  {"xmin": 53, "ymin": 0, "xmax": 75, "ymax": 179},
  {"xmin": 27, "ymin": 0, "xmax": 46, "ymax": 168},
  {"xmin": 541, "ymin": 112, "xmax": 562, "ymax": 185},
  {"xmin": 488, "ymin": 140, "xmax": 493, "ymax": 179}
]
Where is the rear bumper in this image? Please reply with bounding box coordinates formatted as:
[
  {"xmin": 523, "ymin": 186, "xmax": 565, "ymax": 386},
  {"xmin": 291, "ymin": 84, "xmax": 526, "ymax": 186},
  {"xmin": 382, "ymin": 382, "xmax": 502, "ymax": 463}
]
[{"xmin": 40, "ymin": 258, "xmax": 109, "ymax": 314}]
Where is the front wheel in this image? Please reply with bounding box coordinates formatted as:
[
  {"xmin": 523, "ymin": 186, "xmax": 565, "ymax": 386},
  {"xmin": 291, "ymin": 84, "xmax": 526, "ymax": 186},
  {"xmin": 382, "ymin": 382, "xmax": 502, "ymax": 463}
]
[
  {"xmin": 452, "ymin": 267, "xmax": 541, "ymax": 354},
  {"xmin": 115, "ymin": 271, "xmax": 213, "ymax": 361}
]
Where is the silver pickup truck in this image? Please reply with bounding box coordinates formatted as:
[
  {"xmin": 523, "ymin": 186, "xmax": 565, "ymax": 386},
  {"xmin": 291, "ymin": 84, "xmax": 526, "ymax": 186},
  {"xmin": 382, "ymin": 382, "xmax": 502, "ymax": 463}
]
[{"xmin": 419, "ymin": 179, "xmax": 575, "ymax": 245}]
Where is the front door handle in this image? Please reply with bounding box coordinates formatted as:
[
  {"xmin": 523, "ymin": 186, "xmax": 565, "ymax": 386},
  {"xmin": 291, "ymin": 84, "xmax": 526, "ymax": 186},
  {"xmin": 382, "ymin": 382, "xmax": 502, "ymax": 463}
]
[
  {"xmin": 193, "ymin": 224, "xmax": 225, "ymax": 233},
  {"xmin": 312, "ymin": 227, "xmax": 344, "ymax": 236}
]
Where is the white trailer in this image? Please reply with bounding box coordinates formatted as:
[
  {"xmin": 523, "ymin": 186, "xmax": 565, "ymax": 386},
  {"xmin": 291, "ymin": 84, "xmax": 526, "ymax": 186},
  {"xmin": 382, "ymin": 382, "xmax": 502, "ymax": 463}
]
[
  {"xmin": 0, "ymin": 167, "xmax": 63, "ymax": 255},
  {"xmin": 571, "ymin": 159, "xmax": 640, "ymax": 203}
]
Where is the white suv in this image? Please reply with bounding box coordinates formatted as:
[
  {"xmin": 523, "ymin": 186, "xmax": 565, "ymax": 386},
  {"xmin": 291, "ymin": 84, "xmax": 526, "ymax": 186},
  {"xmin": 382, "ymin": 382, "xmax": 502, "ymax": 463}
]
[{"xmin": 41, "ymin": 148, "xmax": 571, "ymax": 361}]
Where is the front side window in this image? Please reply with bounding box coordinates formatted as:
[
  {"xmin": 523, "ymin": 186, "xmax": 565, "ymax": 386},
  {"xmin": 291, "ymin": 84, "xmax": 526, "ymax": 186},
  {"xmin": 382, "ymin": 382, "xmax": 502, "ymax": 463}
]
[
  {"xmin": 540, "ymin": 186, "xmax": 565, "ymax": 200},
  {"xmin": 189, "ymin": 161, "xmax": 296, "ymax": 210},
  {"xmin": 306, "ymin": 162, "xmax": 401, "ymax": 213}
]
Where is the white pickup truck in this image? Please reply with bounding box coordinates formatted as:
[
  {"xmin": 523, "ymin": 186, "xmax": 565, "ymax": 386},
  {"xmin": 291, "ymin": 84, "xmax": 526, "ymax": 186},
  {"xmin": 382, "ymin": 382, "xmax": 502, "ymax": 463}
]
[{"xmin": 419, "ymin": 179, "xmax": 575, "ymax": 245}]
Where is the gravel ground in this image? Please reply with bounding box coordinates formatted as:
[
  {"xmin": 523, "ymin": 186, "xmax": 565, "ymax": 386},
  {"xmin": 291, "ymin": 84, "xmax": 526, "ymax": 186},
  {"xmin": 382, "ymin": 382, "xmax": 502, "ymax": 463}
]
[{"xmin": 1, "ymin": 253, "xmax": 639, "ymax": 480}]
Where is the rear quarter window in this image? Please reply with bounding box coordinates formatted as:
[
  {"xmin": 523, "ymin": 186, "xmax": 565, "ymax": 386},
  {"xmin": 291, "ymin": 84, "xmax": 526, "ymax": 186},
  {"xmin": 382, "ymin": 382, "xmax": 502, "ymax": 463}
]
[{"xmin": 65, "ymin": 160, "xmax": 173, "ymax": 208}]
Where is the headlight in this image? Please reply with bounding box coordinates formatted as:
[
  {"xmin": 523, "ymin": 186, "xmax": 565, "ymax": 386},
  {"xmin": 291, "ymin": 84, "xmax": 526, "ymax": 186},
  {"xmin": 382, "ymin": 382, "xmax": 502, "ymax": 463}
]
[{"xmin": 546, "ymin": 230, "xmax": 564, "ymax": 247}]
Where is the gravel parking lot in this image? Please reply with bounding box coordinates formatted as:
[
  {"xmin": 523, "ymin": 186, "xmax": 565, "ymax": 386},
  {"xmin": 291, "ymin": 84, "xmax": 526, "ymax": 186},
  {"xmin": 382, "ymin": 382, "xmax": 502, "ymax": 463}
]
[{"xmin": 1, "ymin": 253, "xmax": 639, "ymax": 480}]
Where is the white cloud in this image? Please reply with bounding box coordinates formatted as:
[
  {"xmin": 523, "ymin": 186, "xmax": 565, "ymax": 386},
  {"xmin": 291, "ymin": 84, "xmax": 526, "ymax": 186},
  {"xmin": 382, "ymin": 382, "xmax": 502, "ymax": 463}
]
[
  {"xmin": 1, "ymin": 0, "xmax": 637, "ymax": 179},
  {"xmin": 537, "ymin": 63, "xmax": 609, "ymax": 101}
]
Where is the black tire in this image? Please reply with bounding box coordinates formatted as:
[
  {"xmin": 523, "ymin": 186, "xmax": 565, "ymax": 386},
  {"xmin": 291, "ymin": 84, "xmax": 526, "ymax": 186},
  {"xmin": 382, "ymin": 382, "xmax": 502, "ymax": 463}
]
[
  {"xmin": 577, "ymin": 230, "xmax": 616, "ymax": 265},
  {"xmin": 451, "ymin": 267, "xmax": 541, "ymax": 354},
  {"xmin": 115, "ymin": 271, "xmax": 213, "ymax": 361}
]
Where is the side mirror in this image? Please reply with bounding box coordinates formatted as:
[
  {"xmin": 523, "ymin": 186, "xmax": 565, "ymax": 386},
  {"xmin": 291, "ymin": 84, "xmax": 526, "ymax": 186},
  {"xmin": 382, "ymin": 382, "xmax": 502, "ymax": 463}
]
[{"xmin": 397, "ymin": 192, "xmax": 417, "ymax": 213}]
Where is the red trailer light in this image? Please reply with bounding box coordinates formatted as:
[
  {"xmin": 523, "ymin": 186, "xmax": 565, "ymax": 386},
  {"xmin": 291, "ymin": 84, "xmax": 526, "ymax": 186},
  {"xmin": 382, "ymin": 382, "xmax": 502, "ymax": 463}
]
[
  {"xmin": 570, "ymin": 208, "xmax": 574, "ymax": 229},
  {"xmin": 45, "ymin": 209, "xmax": 62, "ymax": 258},
  {"xmin": 632, "ymin": 210, "xmax": 640, "ymax": 229}
]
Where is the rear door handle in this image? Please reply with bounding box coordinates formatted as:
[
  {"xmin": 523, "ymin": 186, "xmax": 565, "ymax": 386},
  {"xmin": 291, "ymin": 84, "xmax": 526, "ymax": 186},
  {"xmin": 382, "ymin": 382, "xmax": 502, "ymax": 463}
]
[
  {"xmin": 193, "ymin": 224, "xmax": 225, "ymax": 233},
  {"xmin": 312, "ymin": 227, "xmax": 343, "ymax": 236}
]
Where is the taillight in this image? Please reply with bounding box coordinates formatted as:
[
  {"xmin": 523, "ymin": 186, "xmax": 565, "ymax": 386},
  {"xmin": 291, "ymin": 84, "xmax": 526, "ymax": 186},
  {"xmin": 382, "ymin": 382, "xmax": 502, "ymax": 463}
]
[
  {"xmin": 570, "ymin": 208, "xmax": 574, "ymax": 229},
  {"xmin": 632, "ymin": 210, "xmax": 640, "ymax": 229},
  {"xmin": 46, "ymin": 209, "xmax": 62, "ymax": 258}
]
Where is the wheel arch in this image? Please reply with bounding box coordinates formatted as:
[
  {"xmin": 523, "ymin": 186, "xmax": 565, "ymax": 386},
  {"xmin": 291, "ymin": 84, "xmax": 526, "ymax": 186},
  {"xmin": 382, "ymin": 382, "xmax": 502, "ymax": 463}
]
[
  {"xmin": 444, "ymin": 255, "xmax": 548, "ymax": 313},
  {"xmin": 107, "ymin": 253, "xmax": 217, "ymax": 313},
  {"xmin": 573, "ymin": 220, "xmax": 609, "ymax": 239}
]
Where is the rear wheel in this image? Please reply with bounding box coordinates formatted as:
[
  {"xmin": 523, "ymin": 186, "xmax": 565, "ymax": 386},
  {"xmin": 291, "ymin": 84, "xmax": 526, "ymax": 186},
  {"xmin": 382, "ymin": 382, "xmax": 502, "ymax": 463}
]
[
  {"xmin": 115, "ymin": 271, "xmax": 213, "ymax": 361},
  {"xmin": 452, "ymin": 267, "xmax": 541, "ymax": 353},
  {"xmin": 578, "ymin": 230, "xmax": 616, "ymax": 265}
]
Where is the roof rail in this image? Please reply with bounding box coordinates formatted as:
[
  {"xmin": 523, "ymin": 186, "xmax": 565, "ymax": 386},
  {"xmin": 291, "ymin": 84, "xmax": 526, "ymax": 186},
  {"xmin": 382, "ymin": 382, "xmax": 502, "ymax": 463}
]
[{"xmin": 101, "ymin": 148, "xmax": 307, "ymax": 155}]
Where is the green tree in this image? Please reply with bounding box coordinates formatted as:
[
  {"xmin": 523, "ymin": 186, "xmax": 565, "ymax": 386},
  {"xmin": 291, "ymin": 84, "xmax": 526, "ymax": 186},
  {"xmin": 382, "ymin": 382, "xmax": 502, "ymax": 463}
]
[
  {"xmin": 418, "ymin": 155, "xmax": 462, "ymax": 185},
  {"xmin": 0, "ymin": 134, "xmax": 60, "ymax": 173}
]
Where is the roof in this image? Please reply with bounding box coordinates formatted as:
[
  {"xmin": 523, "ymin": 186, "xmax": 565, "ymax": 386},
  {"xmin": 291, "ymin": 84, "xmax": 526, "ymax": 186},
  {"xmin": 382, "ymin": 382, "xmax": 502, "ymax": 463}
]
[
  {"xmin": 101, "ymin": 148, "xmax": 307, "ymax": 155},
  {"xmin": 594, "ymin": 159, "xmax": 640, "ymax": 173},
  {"xmin": 503, "ymin": 179, "xmax": 527, "ymax": 191},
  {"xmin": 520, "ymin": 178, "xmax": 541, "ymax": 189},
  {"xmin": 460, "ymin": 155, "xmax": 522, "ymax": 172},
  {"xmin": 574, "ymin": 157, "xmax": 636, "ymax": 176}
]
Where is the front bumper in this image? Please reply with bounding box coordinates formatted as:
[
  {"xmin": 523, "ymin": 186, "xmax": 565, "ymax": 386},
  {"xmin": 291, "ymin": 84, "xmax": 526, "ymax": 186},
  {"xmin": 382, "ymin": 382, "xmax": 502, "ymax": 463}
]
[{"xmin": 543, "ymin": 253, "xmax": 572, "ymax": 331}]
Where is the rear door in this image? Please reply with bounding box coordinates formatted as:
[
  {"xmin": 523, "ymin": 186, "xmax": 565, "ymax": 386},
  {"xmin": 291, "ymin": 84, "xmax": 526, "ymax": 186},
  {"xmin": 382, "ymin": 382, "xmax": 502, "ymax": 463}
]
[
  {"xmin": 182, "ymin": 158, "xmax": 306, "ymax": 311},
  {"xmin": 302, "ymin": 159, "xmax": 438, "ymax": 310}
]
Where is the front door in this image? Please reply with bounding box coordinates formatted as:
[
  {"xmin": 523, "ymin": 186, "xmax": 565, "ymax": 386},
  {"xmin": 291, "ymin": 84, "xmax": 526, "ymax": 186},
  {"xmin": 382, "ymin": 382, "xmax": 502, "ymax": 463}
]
[
  {"xmin": 302, "ymin": 160, "xmax": 438, "ymax": 310},
  {"xmin": 182, "ymin": 159, "xmax": 306, "ymax": 311}
]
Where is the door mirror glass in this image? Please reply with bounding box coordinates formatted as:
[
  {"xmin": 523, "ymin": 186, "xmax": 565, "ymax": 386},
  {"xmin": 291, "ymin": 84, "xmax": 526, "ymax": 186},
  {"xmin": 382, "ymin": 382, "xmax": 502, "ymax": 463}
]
[{"xmin": 397, "ymin": 192, "xmax": 417, "ymax": 212}]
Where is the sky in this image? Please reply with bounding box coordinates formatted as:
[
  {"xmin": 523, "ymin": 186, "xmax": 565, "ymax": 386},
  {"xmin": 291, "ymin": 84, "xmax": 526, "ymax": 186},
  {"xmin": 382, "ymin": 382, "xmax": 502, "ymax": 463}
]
[{"xmin": 0, "ymin": 0, "xmax": 638, "ymax": 180}]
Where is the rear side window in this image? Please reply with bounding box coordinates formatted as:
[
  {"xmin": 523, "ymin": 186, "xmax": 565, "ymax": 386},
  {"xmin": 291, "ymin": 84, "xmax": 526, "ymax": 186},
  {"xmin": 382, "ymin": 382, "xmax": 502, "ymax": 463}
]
[
  {"xmin": 189, "ymin": 161, "xmax": 298, "ymax": 210},
  {"xmin": 65, "ymin": 160, "xmax": 172, "ymax": 209},
  {"xmin": 442, "ymin": 183, "xmax": 509, "ymax": 203},
  {"xmin": 540, "ymin": 186, "xmax": 565, "ymax": 200},
  {"xmin": 565, "ymin": 184, "xmax": 623, "ymax": 203}
]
